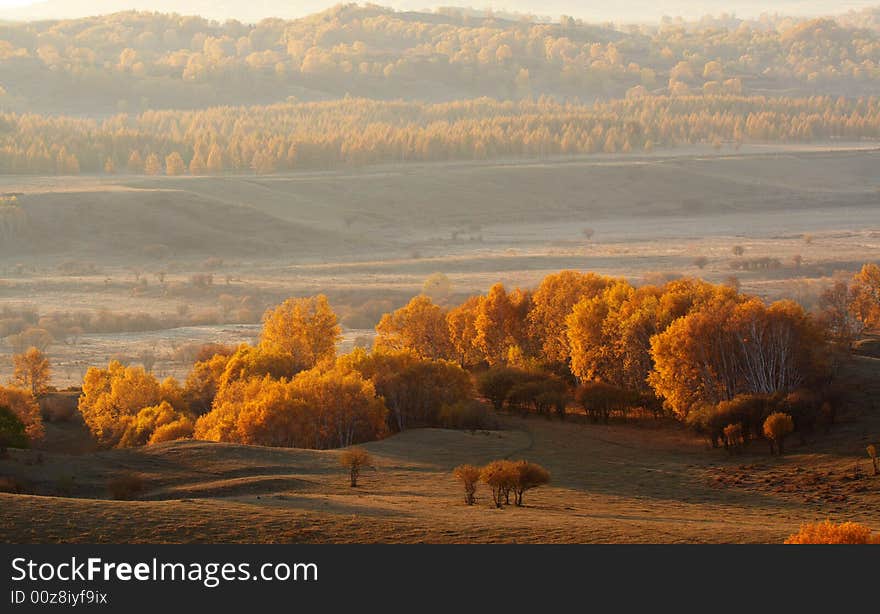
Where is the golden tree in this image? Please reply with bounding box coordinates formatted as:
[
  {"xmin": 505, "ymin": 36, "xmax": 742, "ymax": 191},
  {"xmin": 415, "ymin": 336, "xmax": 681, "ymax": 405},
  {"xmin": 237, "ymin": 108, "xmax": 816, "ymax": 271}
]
[
  {"xmin": 849, "ymin": 263, "xmax": 880, "ymax": 329},
  {"xmin": 165, "ymin": 151, "xmax": 186, "ymax": 175},
  {"xmin": 12, "ymin": 347, "xmax": 51, "ymax": 396},
  {"xmin": 0, "ymin": 385, "xmax": 43, "ymax": 444},
  {"xmin": 374, "ymin": 295, "xmax": 452, "ymax": 360},
  {"xmin": 529, "ymin": 271, "xmax": 614, "ymax": 364},
  {"xmin": 453, "ymin": 464, "xmax": 481, "ymax": 505},
  {"xmin": 260, "ymin": 295, "xmax": 341, "ymax": 370},
  {"xmin": 78, "ymin": 360, "xmax": 186, "ymax": 447},
  {"xmin": 144, "ymin": 153, "xmax": 163, "ymax": 175},
  {"xmin": 763, "ymin": 412, "xmax": 794, "ymax": 455}
]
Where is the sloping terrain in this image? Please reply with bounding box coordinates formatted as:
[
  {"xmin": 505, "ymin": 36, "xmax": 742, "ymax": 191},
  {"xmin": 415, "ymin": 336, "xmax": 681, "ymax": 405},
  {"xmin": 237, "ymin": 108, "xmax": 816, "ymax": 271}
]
[
  {"xmin": 3, "ymin": 146, "xmax": 879, "ymax": 264},
  {"xmin": 2, "ymin": 356, "xmax": 878, "ymax": 544}
]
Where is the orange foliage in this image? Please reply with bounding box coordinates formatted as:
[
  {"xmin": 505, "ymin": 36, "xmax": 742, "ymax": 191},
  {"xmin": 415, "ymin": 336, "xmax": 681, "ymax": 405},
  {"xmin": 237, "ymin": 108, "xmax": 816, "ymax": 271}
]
[{"xmin": 785, "ymin": 521, "xmax": 880, "ymax": 544}]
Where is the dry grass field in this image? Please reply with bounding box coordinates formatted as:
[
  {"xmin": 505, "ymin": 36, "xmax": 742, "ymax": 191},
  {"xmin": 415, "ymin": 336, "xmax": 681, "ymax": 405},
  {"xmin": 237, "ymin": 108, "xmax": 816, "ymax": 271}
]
[{"xmin": 2, "ymin": 352, "xmax": 878, "ymax": 544}]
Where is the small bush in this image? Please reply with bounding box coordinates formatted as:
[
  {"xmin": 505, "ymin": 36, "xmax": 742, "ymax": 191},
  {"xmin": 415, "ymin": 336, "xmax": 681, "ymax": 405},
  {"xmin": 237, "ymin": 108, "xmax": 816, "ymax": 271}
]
[
  {"xmin": 723, "ymin": 423, "xmax": 743, "ymax": 454},
  {"xmin": 439, "ymin": 401, "xmax": 496, "ymax": 431},
  {"xmin": 763, "ymin": 412, "xmax": 795, "ymax": 455},
  {"xmin": 339, "ymin": 447, "xmax": 373, "ymax": 487},
  {"xmin": 511, "ymin": 461, "xmax": 550, "ymax": 506},
  {"xmin": 785, "ymin": 521, "xmax": 880, "ymax": 544},
  {"xmin": 107, "ymin": 474, "xmax": 145, "ymax": 500},
  {"xmin": 480, "ymin": 460, "xmax": 517, "ymax": 508},
  {"xmin": 0, "ymin": 405, "xmax": 29, "ymax": 455},
  {"xmin": 453, "ymin": 464, "xmax": 481, "ymax": 505}
]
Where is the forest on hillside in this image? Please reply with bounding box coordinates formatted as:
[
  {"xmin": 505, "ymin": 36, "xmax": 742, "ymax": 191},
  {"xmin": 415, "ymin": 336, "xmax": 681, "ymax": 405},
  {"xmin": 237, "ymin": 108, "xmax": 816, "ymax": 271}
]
[
  {"xmin": 2, "ymin": 95, "xmax": 879, "ymax": 175},
  {"xmin": 3, "ymin": 5, "xmax": 880, "ymax": 113}
]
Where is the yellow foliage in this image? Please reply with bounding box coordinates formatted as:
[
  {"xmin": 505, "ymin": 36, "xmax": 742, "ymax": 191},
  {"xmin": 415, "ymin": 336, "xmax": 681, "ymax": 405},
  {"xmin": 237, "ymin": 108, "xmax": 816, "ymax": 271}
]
[
  {"xmin": 0, "ymin": 384, "xmax": 43, "ymax": 442},
  {"xmin": 259, "ymin": 295, "xmax": 340, "ymax": 369}
]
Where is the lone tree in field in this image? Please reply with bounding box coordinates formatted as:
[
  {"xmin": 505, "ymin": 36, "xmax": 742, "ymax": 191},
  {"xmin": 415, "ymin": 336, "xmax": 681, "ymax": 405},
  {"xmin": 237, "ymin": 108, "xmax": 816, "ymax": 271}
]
[
  {"xmin": 732, "ymin": 245, "xmax": 745, "ymax": 257},
  {"xmin": 0, "ymin": 405, "xmax": 28, "ymax": 455},
  {"xmin": 453, "ymin": 464, "xmax": 481, "ymax": 505},
  {"xmin": 763, "ymin": 412, "xmax": 794, "ymax": 455},
  {"xmin": 480, "ymin": 460, "xmax": 517, "ymax": 508},
  {"xmin": 340, "ymin": 447, "xmax": 373, "ymax": 487},
  {"xmin": 868, "ymin": 444, "xmax": 878, "ymax": 476},
  {"xmin": 12, "ymin": 347, "xmax": 50, "ymax": 396},
  {"xmin": 511, "ymin": 461, "xmax": 550, "ymax": 506}
]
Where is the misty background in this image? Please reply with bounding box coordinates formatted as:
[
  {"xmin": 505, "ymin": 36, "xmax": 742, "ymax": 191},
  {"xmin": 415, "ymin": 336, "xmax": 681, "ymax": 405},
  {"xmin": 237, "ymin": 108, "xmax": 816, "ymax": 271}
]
[{"xmin": 0, "ymin": 1, "xmax": 877, "ymax": 23}]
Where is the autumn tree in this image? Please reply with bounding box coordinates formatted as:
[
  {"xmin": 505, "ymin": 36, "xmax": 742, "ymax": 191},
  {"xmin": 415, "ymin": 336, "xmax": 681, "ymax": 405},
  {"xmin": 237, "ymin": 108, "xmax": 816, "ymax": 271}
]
[
  {"xmin": 12, "ymin": 347, "xmax": 51, "ymax": 396},
  {"xmin": 0, "ymin": 385, "xmax": 43, "ymax": 444},
  {"xmin": 78, "ymin": 360, "xmax": 187, "ymax": 447},
  {"xmin": 339, "ymin": 349, "xmax": 472, "ymax": 432},
  {"xmin": 453, "ymin": 464, "xmax": 481, "ymax": 505},
  {"xmin": 473, "ymin": 283, "xmax": 530, "ymax": 366},
  {"xmin": 144, "ymin": 153, "xmax": 163, "ymax": 175},
  {"xmin": 446, "ymin": 295, "xmax": 482, "ymax": 368},
  {"xmin": 340, "ymin": 447, "xmax": 373, "ymax": 487},
  {"xmin": 511, "ymin": 460, "xmax": 550, "ymax": 506},
  {"xmin": 476, "ymin": 366, "xmax": 528, "ymax": 410},
  {"xmin": 0, "ymin": 405, "xmax": 28, "ymax": 454},
  {"xmin": 849, "ymin": 263, "xmax": 880, "ymax": 329},
  {"xmin": 127, "ymin": 150, "xmax": 144, "ymax": 173},
  {"xmin": 480, "ymin": 460, "xmax": 517, "ymax": 508},
  {"xmin": 260, "ymin": 295, "xmax": 341, "ymax": 370},
  {"xmin": 117, "ymin": 401, "xmax": 194, "ymax": 448},
  {"xmin": 165, "ymin": 151, "xmax": 186, "ymax": 175},
  {"xmin": 195, "ymin": 365, "xmax": 386, "ymax": 449},
  {"xmin": 529, "ymin": 271, "xmax": 614, "ymax": 365},
  {"xmin": 374, "ymin": 295, "xmax": 452, "ymax": 359},
  {"xmin": 763, "ymin": 412, "xmax": 794, "ymax": 455},
  {"xmin": 818, "ymin": 280, "xmax": 863, "ymax": 347},
  {"xmin": 183, "ymin": 351, "xmax": 233, "ymax": 414},
  {"xmin": 575, "ymin": 381, "xmax": 634, "ymax": 423},
  {"xmin": 649, "ymin": 297, "xmax": 825, "ymax": 418}
]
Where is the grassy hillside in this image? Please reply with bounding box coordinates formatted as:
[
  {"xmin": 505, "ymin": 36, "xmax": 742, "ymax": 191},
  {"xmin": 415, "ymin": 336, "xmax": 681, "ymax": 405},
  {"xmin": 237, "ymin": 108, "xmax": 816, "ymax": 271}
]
[{"xmin": 3, "ymin": 353, "xmax": 878, "ymax": 543}]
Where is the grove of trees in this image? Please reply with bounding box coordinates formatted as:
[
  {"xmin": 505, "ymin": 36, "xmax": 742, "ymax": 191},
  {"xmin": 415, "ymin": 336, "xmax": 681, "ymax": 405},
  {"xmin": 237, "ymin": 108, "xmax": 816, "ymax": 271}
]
[
  {"xmin": 31, "ymin": 261, "xmax": 874, "ymax": 456},
  {"xmin": 3, "ymin": 95, "xmax": 880, "ymax": 175}
]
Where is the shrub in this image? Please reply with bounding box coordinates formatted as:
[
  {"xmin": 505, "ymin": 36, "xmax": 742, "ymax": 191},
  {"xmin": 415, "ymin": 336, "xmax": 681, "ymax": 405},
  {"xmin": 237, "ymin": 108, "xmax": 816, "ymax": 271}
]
[
  {"xmin": 480, "ymin": 460, "xmax": 517, "ymax": 508},
  {"xmin": 476, "ymin": 366, "xmax": 524, "ymax": 410},
  {"xmin": 453, "ymin": 464, "xmax": 481, "ymax": 505},
  {"xmin": 868, "ymin": 444, "xmax": 878, "ymax": 476},
  {"xmin": 763, "ymin": 412, "xmax": 795, "ymax": 455},
  {"xmin": 784, "ymin": 521, "xmax": 880, "ymax": 544},
  {"xmin": 575, "ymin": 381, "xmax": 634, "ymax": 423},
  {"xmin": 0, "ymin": 405, "xmax": 29, "ymax": 455},
  {"xmin": 339, "ymin": 447, "xmax": 373, "ymax": 487},
  {"xmin": 723, "ymin": 423, "xmax": 743, "ymax": 454},
  {"xmin": 439, "ymin": 401, "xmax": 496, "ymax": 431},
  {"xmin": 511, "ymin": 461, "xmax": 550, "ymax": 506},
  {"xmin": 107, "ymin": 474, "xmax": 145, "ymax": 500}
]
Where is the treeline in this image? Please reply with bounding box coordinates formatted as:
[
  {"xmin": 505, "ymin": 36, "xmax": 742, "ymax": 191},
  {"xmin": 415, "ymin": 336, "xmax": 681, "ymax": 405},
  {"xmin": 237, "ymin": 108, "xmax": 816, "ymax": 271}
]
[
  {"xmin": 3, "ymin": 95, "xmax": 880, "ymax": 175},
  {"xmin": 48, "ymin": 264, "xmax": 877, "ymax": 454},
  {"xmin": 2, "ymin": 6, "xmax": 880, "ymax": 113}
]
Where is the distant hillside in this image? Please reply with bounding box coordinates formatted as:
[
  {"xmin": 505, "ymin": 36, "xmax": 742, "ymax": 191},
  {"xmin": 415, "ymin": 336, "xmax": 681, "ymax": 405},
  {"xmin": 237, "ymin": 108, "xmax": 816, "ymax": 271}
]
[
  {"xmin": 1, "ymin": 5, "xmax": 880, "ymax": 114},
  {"xmin": 3, "ymin": 1, "xmax": 880, "ymax": 24}
]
